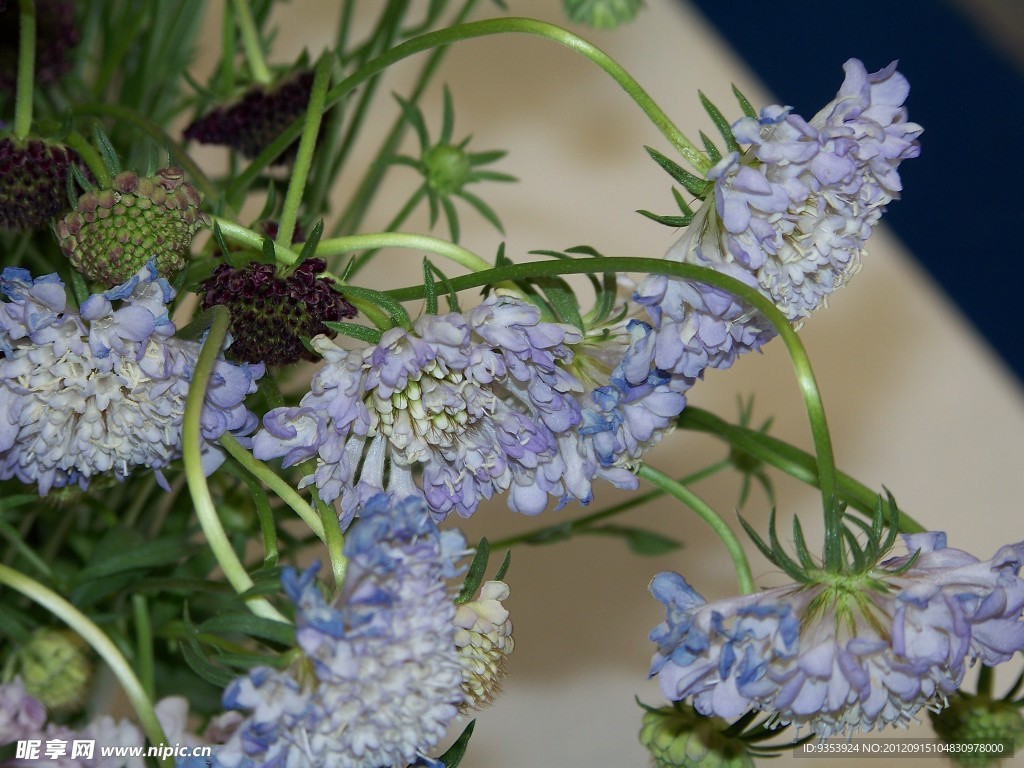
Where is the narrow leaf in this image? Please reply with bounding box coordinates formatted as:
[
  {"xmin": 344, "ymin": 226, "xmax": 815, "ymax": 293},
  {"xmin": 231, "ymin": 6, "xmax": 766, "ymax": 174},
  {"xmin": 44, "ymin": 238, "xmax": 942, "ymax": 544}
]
[
  {"xmin": 732, "ymin": 84, "xmax": 757, "ymax": 119},
  {"xmin": 644, "ymin": 146, "xmax": 711, "ymax": 197},
  {"xmin": 423, "ymin": 257, "xmax": 439, "ymax": 315},
  {"xmin": 456, "ymin": 538, "xmax": 491, "ymax": 604},
  {"xmin": 440, "ymin": 720, "xmax": 476, "ymax": 768},
  {"xmin": 698, "ymin": 90, "xmax": 740, "ymax": 154},
  {"xmin": 298, "ymin": 219, "xmax": 324, "ymax": 262}
]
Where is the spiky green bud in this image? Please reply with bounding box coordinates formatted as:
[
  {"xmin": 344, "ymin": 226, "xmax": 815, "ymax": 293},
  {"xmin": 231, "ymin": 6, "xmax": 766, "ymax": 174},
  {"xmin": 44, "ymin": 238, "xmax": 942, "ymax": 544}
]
[
  {"xmin": 423, "ymin": 144, "xmax": 472, "ymax": 197},
  {"xmin": 17, "ymin": 628, "xmax": 92, "ymax": 714},
  {"xmin": 56, "ymin": 166, "xmax": 209, "ymax": 287},
  {"xmin": 639, "ymin": 703, "xmax": 755, "ymax": 768}
]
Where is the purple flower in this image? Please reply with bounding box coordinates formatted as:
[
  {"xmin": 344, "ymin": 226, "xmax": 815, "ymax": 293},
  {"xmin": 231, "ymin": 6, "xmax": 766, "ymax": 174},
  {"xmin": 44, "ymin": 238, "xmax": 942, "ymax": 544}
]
[
  {"xmin": 649, "ymin": 533, "xmax": 1024, "ymax": 737},
  {"xmin": 253, "ymin": 295, "xmax": 590, "ymax": 523},
  {"xmin": 209, "ymin": 493, "xmax": 465, "ymax": 768},
  {"xmin": 0, "ymin": 265, "xmax": 262, "ymax": 493}
]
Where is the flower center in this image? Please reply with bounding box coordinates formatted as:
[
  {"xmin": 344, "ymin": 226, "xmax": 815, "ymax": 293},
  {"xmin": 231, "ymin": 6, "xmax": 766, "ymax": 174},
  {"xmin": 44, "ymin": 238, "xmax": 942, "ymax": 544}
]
[{"xmin": 368, "ymin": 360, "xmax": 476, "ymax": 461}]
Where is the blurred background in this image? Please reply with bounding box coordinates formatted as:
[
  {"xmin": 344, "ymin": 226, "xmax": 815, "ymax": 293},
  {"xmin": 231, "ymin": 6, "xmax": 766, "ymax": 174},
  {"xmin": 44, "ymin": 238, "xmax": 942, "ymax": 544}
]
[{"xmin": 186, "ymin": 2, "xmax": 1024, "ymax": 765}]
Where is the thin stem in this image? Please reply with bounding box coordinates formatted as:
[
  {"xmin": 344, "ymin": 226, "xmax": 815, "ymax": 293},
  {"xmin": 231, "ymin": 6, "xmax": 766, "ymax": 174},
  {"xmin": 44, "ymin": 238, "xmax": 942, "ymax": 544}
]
[
  {"xmin": 231, "ymin": 0, "xmax": 272, "ymax": 85},
  {"xmin": 318, "ymin": 232, "xmax": 491, "ymax": 273},
  {"xmin": 228, "ymin": 18, "xmax": 707, "ymax": 200},
  {"xmin": 490, "ymin": 460, "xmax": 730, "ymax": 550},
  {"xmin": 0, "ymin": 564, "xmax": 171, "ymax": 766},
  {"xmin": 14, "ymin": 0, "xmax": 36, "ymax": 139},
  {"xmin": 276, "ymin": 55, "xmax": 332, "ymax": 253},
  {"xmin": 213, "ymin": 217, "xmax": 302, "ymax": 264},
  {"xmin": 181, "ymin": 305, "xmax": 287, "ymax": 623},
  {"xmin": 385, "ymin": 255, "xmax": 841, "ymax": 563},
  {"xmin": 132, "ymin": 594, "xmax": 155, "ymax": 700},
  {"xmin": 312, "ymin": 488, "xmax": 347, "ymax": 592},
  {"xmin": 637, "ymin": 464, "xmax": 755, "ymax": 595},
  {"xmin": 341, "ymin": 186, "xmax": 426, "ymax": 277},
  {"xmin": 218, "ymin": 432, "xmax": 326, "ymax": 543},
  {"xmin": 677, "ymin": 407, "xmax": 926, "ymax": 534}
]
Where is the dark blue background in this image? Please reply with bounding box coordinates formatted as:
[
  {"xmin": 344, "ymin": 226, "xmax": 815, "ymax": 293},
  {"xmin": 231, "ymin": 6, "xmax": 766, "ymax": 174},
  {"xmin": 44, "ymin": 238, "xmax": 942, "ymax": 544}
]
[{"xmin": 688, "ymin": 0, "xmax": 1024, "ymax": 382}]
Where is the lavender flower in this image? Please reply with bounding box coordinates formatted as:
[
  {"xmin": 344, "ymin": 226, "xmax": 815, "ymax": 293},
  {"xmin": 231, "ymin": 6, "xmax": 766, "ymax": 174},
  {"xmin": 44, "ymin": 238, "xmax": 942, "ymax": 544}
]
[
  {"xmin": 209, "ymin": 493, "xmax": 465, "ymax": 768},
  {"xmin": 636, "ymin": 58, "xmax": 921, "ymax": 380},
  {"xmin": 649, "ymin": 533, "xmax": 1024, "ymax": 738},
  {"xmin": 253, "ymin": 294, "xmax": 591, "ymax": 523},
  {"xmin": 0, "ymin": 265, "xmax": 261, "ymax": 494}
]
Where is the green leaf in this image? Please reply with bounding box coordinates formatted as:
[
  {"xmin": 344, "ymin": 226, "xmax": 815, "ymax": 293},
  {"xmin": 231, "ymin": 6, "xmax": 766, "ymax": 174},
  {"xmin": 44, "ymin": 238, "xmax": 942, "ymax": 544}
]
[
  {"xmin": 298, "ymin": 219, "xmax": 324, "ymax": 262},
  {"xmin": 493, "ymin": 550, "xmax": 511, "ymax": 581},
  {"xmin": 644, "ymin": 146, "xmax": 710, "ymax": 198},
  {"xmin": 458, "ymin": 189, "xmax": 504, "ymax": 234},
  {"xmin": 732, "ymin": 84, "xmax": 757, "ymax": 119},
  {"xmin": 423, "ymin": 257, "xmax": 439, "ymax": 315},
  {"xmin": 586, "ymin": 525, "xmax": 682, "ymax": 556},
  {"xmin": 75, "ymin": 536, "xmax": 191, "ymax": 582},
  {"xmin": 261, "ymin": 234, "xmax": 276, "ymax": 263},
  {"xmin": 700, "ymin": 131, "xmax": 722, "ymax": 164},
  {"xmin": 440, "ymin": 720, "xmax": 476, "ymax": 767},
  {"xmin": 322, "ymin": 320, "xmax": 384, "ymax": 345},
  {"xmin": 333, "ymin": 285, "xmax": 412, "ymax": 330},
  {"xmin": 181, "ymin": 632, "xmax": 235, "ymax": 688},
  {"xmin": 198, "ymin": 614, "xmax": 295, "ymax": 646},
  {"xmin": 393, "ymin": 93, "xmax": 430, "ymax": 153},
  {"xmin": 636, "ymin": 208, "xmax": 693, "ymax": 228},
  {"xmin": 698, "ymin": 91, "xmax": 740, "ymax": 154},
  {"xmin": 440, "ymin": 85, "xmax": 455, "ymax": 145},
  {"xmin": 456, "ymin": 538, "xmax": 490, "ymax": 604},
  {"xmin": 93, "ymin": 124, "xmax": 122, "ymax": 176},
  {"xmin": 536, "ymin": 277, "xmax": 584, "ymax": 331}
]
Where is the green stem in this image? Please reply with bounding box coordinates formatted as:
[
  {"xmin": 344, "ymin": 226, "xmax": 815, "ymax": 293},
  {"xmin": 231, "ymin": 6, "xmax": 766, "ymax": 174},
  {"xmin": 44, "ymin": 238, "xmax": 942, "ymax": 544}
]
[
  {"xmin": 231, "ymin": 0, "xmax": 272, "ymax": 85},
  {"xmin": 213, "ymin": 217, "xmax": 302, "ymax": 264},
  {"xmin": 218, "ymin": 432, "xmax": 326, "ymax": 543},
  {"xmin": 14, "ymin": 0, "xmax": 36, "ymax": 139},
  {"xmin": 677, "ymin": 407, "xmax": 926, "ymax": 534},
  {"xmin": 275, "ymin": 55, "xmax": 332, "ymax": 254},
  {"xmin": 0, "ymin": 564, "xmax": 170, "ymax": 766},
  {"xmin": 386, "ymin": 255, "xmax": 841, "ymax": 563},
  {"xmin": 131, "ymin": 594, "xmax": 155, "ymax": 700},
  {"xmin": 0, "ymin": 519, "xmax": 52, "ymax": 579},
  {"xmin": 490, "ymin": 460, "xmax": 730, "ymax": 549},
  {"xmin": 341, "ymin": 186, "xmax": 426, "ymax": 277},
  {"xmin": 228, "ymin": 17, "xmax": 707, "ymax": 200},
  {"xmin": 637, "ymin": 465, "xmax": 755, "ymax": 595},
  {"xmin": 312, "ymin": 489, "xmax": 347, "ymax": 592},
  {"xmin": 181, "ymin": 306, "xmax": 287, "ymax": 623},
  {"xmin": 318, "ymin": 232, "xmax": 491, "ymax": 273}
]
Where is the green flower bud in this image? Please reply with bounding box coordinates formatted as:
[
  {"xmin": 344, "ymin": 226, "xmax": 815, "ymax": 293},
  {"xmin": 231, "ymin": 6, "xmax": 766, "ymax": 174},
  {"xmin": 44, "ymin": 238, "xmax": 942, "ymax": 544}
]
[
  {"xmin": 930, "ymin": 691, "xmax": 1022, "ymax": 767},
  {"xmin": 562, "ymin": 0, "xmax": 645, "ymax": 29},
  {"xmin": 639, "ymin": 703, "xmax": 754, "ymax": 768},
  {"xmin": 18, "ymin": 628, "xmax": 92, "ymax": 714},
  {"xmin": 422, "ymin": 144, "xmax": 472, "ymax": 197},
  {"xmin": 56, "ymin": 166, "xmax": 209, "ymax": 287}
]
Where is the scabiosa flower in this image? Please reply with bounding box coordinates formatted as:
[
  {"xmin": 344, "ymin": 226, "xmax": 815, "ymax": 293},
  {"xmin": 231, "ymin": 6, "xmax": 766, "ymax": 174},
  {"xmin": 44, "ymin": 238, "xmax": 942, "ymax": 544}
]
[
  {"xmin": 209, "ymin": 493, "xmax": 465, "ymax": 768},
  {"xmin": 0, "ymin": 137, "xmax": 76, "ymax": 231},
  {"xmin": 201, "ymin": 257, "xmax": 356, "ymax": 366},
  {"xmin": 56, "ymin": 167, "xmax": 209, "ymax": 287},
  {"xmin": 455, "ymin": 579, "xmax": 514, "ymax": 709},
  {"xmin": 0, "ymin": 264, "xmax": 261, "ymax": 494},
  {"xmin": 0, "ymin": 0, "xmax": 80, "ymax": 93},
  {"xmin": 253, "ymin": 294, "xmax": 590, "ymax": 524},
  {"xmin": 183, "ymin": 71, "xmax": 314, "ymax": 163},
  {"xmin": 649, "ymin": 532, "xmax": 1024, "ymax": 738}
]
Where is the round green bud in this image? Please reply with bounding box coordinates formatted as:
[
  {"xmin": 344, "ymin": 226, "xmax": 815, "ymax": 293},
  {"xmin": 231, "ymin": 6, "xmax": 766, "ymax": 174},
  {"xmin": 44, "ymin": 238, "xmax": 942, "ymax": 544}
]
[
  {"xmin": 422, "ymin": 144, "xmax": 472, "ymax": 197},
  {"xmin": 562, "ymin": 0, "xmax": 645, "ymax": 29},
  {"xmin": 639, "ymin": 703, "xmax": 754, "ymax": 768},
  {"xmin": 18, "ymin": 628, "xmax": 92, "ymax": 714}
]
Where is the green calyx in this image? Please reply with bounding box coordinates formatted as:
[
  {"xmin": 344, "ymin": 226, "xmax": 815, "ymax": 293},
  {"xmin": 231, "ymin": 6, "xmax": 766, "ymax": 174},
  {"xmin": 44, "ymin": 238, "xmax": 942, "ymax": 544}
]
[{"xmin": 56, "ymin": 166, "xmax": 210, "ymax": 287}]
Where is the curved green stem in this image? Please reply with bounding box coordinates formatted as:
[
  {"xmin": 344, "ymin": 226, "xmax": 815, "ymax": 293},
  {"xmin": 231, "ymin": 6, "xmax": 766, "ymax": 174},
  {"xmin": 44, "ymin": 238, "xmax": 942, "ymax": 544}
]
[
  {"xmin": 218, "ymin": 432, "xmax": 326, "ymax": 543},
  {"xmin": 637, "ymin": 465, "xmax": 754, "ymax": 594},
  {"xmin": 62, "ymin": 131, "xmax": 112, "ymax": 188},
  {"xmin": 182, "ymin": 306, "xmax": 287, "ymax": 623},
  {"xmin": 14, "ymin": 0, "xmax": 36, "ymax": 139},
  {"xmin": 677, "ymin": 407, "xmax": 926, "ymax": 534},
  {"xmin": 228, "ymin": 17, "xmax": 707, "ymax": 199},
  {"xmin": 213, "ymin": 217, "xmax": 302, "ymax": 264},
  {"xmin": 490, "ymin": 460, "xmax": 729, "ymax": 550},
  {"xmin": 0, "ymin": 564, "xmax": 171, "ymax": 766},
  {"xmin": 276, "ymin": 55, "xmax": 331, "ymax": 255},
  {"xmin": 318, "ymin": 232, "xmax": 492, "ymax": 273},
  {"xmin": 386, "ymin": 255, "xmax": 841, "ymax": 565},
  {"xmin": 230, "ymin": 0, "xmax": 272, "ymax": 85}
]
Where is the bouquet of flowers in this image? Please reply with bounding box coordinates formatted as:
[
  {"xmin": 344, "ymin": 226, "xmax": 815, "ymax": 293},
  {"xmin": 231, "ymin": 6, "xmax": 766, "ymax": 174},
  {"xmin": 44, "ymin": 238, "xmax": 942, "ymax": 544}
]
[{"xmin": 1, "ymin": 1, "xmax": 1022, "ymax": 766}]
